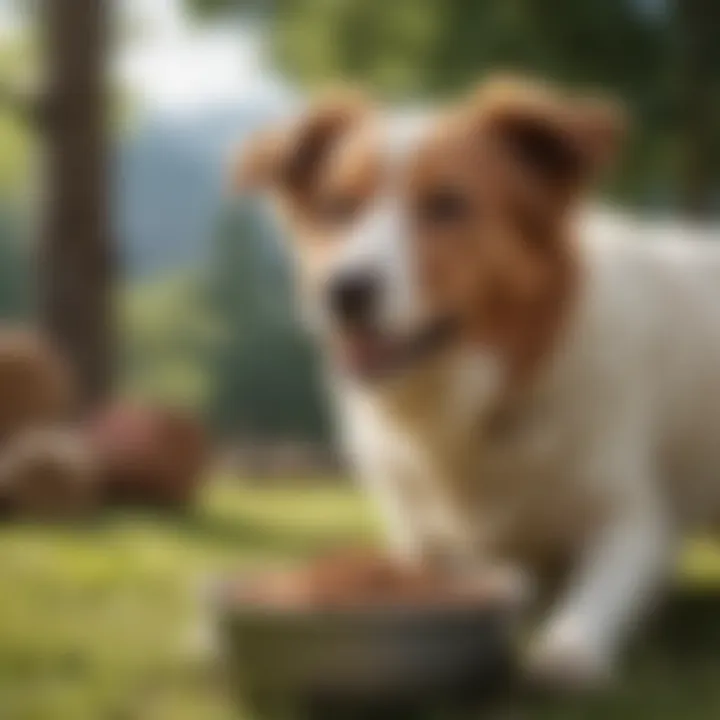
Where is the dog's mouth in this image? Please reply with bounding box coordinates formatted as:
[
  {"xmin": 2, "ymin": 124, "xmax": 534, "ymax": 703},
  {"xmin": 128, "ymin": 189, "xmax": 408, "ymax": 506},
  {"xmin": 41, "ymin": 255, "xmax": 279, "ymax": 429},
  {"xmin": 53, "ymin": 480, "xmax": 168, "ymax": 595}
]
[{"xmin": 336, "ymin": 318, "xmax": 457, "ymax": 381}]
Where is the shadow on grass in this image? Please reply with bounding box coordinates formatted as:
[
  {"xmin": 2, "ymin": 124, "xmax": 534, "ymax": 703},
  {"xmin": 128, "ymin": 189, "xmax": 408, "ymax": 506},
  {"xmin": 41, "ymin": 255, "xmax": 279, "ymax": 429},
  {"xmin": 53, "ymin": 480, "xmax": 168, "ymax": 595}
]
[
  {"xmin": 220, "ymin": 592, "xmax": 720, "ymax": 720},
  {"xmin": 516, "ymin": 590, "xmax": 720, "ymax": 720}
]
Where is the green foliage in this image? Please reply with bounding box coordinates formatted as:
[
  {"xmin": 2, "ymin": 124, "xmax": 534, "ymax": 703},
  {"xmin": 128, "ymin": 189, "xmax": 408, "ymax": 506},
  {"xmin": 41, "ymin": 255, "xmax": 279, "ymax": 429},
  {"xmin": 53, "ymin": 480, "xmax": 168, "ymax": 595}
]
[
  {"xmin": 187, "ymin": 0, "xmax": 238, "ymax": 14},
  {"xmin": 268, "ymin": 0, "xmax": 688, "ymax": 205},
  {"xmin": 254, "ymin": 0, "xmax": 668, "ymax": 97},
  {"xmin": 0, "ymin": 26, "xmax": 36, "ymax": 323},
  {"xmin": 120, "ymin": 273, "xmax": 219, "ymax": 410},
  {"xmin": 0, "ymin": 36, "xmax": 35, "ymax": 200},
  {"xmin": 186, "ymin": 0, "xmax": 719, "ymax": 208},
  {"xmin": 0, "ymin": 113, "xmax": 29, "ymax": 199},
  {"xmin": 185, "ymin": 0, "xmax": 260, "ymax": 17},
  {"xmin": 0, "ymin": 207, "xmax": 31, "ymax": 320},
  {"xmin": 121, "ymin": 199, "xmax": 329, "ymax": 440},
  {"xmin": 204, "ymin": 200, "xmax": 329, "ymax": 441}
]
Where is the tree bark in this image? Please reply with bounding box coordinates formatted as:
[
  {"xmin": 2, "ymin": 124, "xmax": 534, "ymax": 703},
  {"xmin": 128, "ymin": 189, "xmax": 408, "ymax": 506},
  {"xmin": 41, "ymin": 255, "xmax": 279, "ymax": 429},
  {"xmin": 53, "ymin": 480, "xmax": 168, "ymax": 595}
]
[
  {"xmin": 675, "ymin": 0, "xmax": 718, "ymax": 219},
  {"xmin": 39, "ymin": 0, "xmax": 115, "ymax": 408}
]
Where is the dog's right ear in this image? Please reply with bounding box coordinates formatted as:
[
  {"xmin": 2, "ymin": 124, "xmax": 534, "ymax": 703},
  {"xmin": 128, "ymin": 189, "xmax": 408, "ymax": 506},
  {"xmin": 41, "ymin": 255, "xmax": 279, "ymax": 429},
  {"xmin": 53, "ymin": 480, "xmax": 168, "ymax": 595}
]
[
  {"xmin": 231, "ymin": 125, "xmax": 287, "ymax": 192},
  {"xmin": 472, "ymin": 76, "xmax": 626, "ymax": 198},
  {"xmin": 232, "ymin": 89, "xmax": 370, "ymax": 203}
]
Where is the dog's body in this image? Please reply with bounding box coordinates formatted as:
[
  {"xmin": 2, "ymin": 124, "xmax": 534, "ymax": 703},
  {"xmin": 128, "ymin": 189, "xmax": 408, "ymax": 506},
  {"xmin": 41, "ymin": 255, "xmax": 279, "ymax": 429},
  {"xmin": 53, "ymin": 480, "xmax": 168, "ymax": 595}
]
[
  {"xmin": 336, "ymin": 207, "xmax": 720, "ymax": 680},
  {"xmin": 236, "ymin": 79, "xmax": 720, "ymax": 685}
]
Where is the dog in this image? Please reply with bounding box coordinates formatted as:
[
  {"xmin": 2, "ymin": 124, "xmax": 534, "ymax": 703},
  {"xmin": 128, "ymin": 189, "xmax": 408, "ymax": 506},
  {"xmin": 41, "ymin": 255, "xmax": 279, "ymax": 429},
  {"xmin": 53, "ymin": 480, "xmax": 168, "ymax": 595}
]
[{"xmin": 233, "ymin": 76, "xmax": 720, "ymax": 688}]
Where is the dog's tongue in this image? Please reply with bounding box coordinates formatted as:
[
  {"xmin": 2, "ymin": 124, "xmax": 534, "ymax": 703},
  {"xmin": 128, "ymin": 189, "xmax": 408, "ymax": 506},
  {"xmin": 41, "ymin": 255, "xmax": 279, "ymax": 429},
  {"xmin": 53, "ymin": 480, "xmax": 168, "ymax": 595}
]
[{"xmin": 342, "ymin": 331, "xmax": 390, "ymax": 376}]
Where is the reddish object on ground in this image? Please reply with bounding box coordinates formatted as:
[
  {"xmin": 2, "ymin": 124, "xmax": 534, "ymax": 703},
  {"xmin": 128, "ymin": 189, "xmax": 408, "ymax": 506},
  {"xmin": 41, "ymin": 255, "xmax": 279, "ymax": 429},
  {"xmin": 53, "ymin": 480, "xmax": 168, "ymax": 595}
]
[
  {"xmin": 89, "ymin": 403, "xmax": 208, "ymax": 508},
  {"xmin": 0, "ymin": 428, "xmax": 99, "ymax": 520},
  {"xmin": 0, "ymin": 328, "xmax": 74, "ymax": 444}
]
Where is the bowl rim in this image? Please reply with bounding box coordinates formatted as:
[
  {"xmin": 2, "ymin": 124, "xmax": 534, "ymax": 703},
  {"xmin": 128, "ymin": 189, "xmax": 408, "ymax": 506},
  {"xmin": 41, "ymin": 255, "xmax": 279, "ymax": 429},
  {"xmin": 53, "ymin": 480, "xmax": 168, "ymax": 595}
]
[{"xmin": 212, "ymin": 572, "xmax": 517, "ymax": 624}]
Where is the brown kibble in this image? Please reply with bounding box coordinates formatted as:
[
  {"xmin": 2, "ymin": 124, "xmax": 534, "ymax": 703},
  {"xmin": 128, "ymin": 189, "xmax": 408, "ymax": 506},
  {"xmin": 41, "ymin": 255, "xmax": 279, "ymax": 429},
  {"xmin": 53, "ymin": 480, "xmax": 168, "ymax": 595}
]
[{"xmin": 228, "ymin": 552, "xmax": 503, "ymax": 610}]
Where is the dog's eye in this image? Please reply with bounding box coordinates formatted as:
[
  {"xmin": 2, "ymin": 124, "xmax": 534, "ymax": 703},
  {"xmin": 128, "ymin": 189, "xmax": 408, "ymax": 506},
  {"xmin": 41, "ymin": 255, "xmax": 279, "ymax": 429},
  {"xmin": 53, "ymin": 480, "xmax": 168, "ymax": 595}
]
[
  {"xmin": 418, "ymin": 188, "xmax": 470, "ymax": 225},
  {"xmin": 318, "ymin": 194, "xmax": 361, "ymax": 226}
]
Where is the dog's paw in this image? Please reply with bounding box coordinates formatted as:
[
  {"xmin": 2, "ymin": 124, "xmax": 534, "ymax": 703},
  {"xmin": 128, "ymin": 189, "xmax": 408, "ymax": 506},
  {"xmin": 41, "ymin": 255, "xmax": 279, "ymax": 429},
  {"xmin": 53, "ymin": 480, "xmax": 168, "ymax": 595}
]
[{"xmin": 525, "ymin": 621, "xmax": 612, "ymax": 692}]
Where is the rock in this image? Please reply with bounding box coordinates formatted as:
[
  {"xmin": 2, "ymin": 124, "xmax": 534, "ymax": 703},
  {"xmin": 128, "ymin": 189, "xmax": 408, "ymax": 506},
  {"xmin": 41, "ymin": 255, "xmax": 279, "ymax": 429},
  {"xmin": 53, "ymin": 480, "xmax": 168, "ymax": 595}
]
[
  {"xmin": 0, "ymin": 427, "xmax": 99, "ymax": 520},
  {"xmin": 0, "ymin": 327, "xmax": 74, "ymax": 444},
  {"xmin": 89, "ymin": 402, "xmax": 208, "ymax": 508}
]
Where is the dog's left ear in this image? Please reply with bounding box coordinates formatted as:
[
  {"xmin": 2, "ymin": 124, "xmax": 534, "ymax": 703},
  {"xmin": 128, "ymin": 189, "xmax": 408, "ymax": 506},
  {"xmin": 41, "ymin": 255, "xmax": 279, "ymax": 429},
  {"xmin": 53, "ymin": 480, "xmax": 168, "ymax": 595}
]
[
  {"xmin": 475, "ymin": 77, "xmax": 626, "ymax": 196},
  {"xmin": 230, "ymin": 89, "xmax": 370, "ymax": 201},
  {"xmin": 231, "ymin": 125, "xmax": 288, "ymax": 192}
]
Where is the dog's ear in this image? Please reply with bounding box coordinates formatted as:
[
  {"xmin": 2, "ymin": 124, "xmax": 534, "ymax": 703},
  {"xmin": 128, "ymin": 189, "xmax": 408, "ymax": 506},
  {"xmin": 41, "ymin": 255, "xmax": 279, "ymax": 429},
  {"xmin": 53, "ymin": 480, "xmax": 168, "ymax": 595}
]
[
  {"xmin": 232, "ymin": 89, "xmax": 370, "ymax": 202},
  {"xmin": 231, "ymin": 125, "xmax": 287, "ymax": 192},
  {"xmin": 475, "ymin": 76, "xmax": 626, "ymax": 195}
]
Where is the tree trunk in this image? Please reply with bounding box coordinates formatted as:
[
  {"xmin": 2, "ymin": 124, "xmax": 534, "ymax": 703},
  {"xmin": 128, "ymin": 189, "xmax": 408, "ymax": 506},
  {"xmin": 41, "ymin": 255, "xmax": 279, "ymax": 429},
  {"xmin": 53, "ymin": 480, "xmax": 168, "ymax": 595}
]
[
  {"xmin": 675, "ymin": 0, "xmax": 718, "ymax": 219},
  {"xmin": 39, "ymin": 0, "xmax": 114, "ymax": 409}
]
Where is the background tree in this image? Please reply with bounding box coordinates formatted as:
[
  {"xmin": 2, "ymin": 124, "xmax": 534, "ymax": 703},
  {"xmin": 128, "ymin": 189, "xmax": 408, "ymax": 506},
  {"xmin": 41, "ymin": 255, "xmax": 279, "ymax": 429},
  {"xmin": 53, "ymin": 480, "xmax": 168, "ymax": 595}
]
[
  {"xmin": 38, "ymin": 0, "xmax": 114, "ymax": 408},
  {"xmin": 120, "ymin": 273, "xmax": 216, "ymax": 411},
  {"xmin": 204, "ymin": 201, "xmax": 328, "ymax": 441},
  {"xmin": 675, "ymin": 0, "xmax": 720, "ymax": 217},
  {"xmin": 190, "ymin": 0, "xmax": 718, "ymax": 214},
  {"xmin": 0, "ymin": 211, "xmax": 31, "ymax": 320},
  {"xmin": 0, "ymin": 33, "xmax": 34, "ymax": 321}
]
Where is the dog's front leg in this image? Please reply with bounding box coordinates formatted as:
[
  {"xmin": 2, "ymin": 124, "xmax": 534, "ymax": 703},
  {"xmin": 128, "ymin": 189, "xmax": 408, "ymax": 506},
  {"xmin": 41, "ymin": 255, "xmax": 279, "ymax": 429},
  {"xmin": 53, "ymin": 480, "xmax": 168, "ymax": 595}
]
[
  {"xmin": 528, "ymin": 479, "xmax": 672, "ymax": 689},
  {"xmin": 362, "ymin": 465, "xmax": 429, "ymax": 565}
]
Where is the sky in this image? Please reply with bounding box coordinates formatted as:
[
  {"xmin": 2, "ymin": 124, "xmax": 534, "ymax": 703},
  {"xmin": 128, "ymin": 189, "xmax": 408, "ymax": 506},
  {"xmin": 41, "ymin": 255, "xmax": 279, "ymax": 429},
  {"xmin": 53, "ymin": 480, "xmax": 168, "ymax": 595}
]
[
  {"xmin": 119, "ymin": 0, "xmax": 292, "ymax": 117},
  {"xmin": 0, "ymin": 0, "xmax": 292, "ymax": 118},
  {"xmin": 0, "ymin": 0, "xmax": 20, "ymax": 39}
]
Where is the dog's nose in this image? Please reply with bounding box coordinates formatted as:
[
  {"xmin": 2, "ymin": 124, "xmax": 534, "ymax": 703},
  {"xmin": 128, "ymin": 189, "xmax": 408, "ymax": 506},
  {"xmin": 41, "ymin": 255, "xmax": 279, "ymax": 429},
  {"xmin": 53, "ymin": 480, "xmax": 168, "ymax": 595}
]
[{"xmin": 328, "ymin": 271, "xmax": 380, "ymax": 326}]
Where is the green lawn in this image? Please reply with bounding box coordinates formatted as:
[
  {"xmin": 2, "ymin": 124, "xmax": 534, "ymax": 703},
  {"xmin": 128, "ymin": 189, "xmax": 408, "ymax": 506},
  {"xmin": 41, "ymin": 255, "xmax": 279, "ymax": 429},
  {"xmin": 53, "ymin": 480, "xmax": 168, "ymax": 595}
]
[
  {"xmin": 0, "ymin": 483, "xmax": 377, "ymax": 720},
  {"xmin": 1, "ymin": 481, "xmax": 720, "ymax": 720}
]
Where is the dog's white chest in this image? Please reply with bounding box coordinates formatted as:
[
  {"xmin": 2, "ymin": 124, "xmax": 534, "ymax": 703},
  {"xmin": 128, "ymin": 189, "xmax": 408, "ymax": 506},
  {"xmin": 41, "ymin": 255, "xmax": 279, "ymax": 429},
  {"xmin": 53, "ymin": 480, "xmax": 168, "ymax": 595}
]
[{"xmin": 359, "ymin": 383, "xmax": 597, "ymax": 568}]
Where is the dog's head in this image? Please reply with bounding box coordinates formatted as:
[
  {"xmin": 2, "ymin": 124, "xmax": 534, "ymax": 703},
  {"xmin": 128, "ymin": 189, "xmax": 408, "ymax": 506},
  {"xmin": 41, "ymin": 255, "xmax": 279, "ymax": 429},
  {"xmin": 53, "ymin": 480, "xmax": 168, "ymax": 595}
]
[{"xmin": 233, "ymin": 77, "xmax": 624, "ymax": 385}]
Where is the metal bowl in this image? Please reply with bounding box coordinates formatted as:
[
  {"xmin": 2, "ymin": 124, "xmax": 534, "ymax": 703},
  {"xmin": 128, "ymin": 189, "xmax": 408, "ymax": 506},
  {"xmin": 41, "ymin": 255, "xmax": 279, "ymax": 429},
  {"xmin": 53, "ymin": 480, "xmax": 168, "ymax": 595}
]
[{"xmin": 214, "ymin": 570, "xmax": 520, "ymax": 719}]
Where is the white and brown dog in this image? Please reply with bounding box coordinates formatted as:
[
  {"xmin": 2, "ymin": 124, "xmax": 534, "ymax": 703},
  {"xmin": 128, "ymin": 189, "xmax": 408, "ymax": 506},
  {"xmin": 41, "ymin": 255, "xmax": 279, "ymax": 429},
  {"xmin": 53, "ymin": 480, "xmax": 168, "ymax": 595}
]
[{"xmin": 234, "ymin": 77, "xmax": 720, "ymax": 687}]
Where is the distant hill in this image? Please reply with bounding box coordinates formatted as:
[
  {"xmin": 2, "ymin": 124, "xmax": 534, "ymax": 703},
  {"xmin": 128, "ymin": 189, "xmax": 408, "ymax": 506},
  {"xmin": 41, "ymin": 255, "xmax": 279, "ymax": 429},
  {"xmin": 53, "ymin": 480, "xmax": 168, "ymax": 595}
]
[{"xmin": 116, "ymin": 98, "xmax": 292, "ymax": 276}]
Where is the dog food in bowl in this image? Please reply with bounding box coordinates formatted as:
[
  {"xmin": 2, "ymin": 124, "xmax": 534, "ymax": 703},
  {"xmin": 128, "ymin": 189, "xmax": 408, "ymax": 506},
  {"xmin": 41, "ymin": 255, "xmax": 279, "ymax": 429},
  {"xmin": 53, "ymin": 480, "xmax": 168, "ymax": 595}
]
[{"xmin": 224, "ymin": 552, "xmax": 511, "ymax": 610}]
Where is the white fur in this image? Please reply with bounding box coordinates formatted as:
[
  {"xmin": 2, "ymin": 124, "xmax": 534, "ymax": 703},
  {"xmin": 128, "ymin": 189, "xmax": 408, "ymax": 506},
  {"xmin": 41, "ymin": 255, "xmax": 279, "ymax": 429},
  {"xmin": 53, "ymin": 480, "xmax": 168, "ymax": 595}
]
[
  {"xmin": 317, "ymin": 113, "xmax": 435, "ymax": 336},
  {"xmin": 333, "ymin": 203, "xmax": 720, "ymax": 686},
  {"xmin": 271, "ymin": 108, "xmax": 719, "ymax": 686}
]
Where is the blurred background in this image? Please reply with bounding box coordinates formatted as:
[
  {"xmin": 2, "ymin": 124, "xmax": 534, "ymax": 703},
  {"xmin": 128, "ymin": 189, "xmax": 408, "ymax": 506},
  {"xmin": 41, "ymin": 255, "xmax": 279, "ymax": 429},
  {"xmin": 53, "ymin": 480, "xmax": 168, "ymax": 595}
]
[
  {"xmin": 0, "ymin": 1, "xmax": 718, "ymax": 718},
  {"xmin": 1, "ymin": 0, "xmax": 719, "ymax": 463}
]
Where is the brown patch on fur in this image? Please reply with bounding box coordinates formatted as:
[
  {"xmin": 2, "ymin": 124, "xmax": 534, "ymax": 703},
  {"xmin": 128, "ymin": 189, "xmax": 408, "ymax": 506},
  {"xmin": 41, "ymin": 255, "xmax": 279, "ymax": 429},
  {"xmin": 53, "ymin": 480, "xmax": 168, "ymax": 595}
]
[
  {"xmin": 233, "ymin": 89, "xmax": 372, "ymax": 218},
  {"xmin": 280, "ymin": 120, "xmax": 384, "ymax": 310},
  {"xmin": 238, "ymin": 98, "xmax": 385, "ymax": 317},
  {"xmin": 404, "ymin": 76, "xmax": 623, "ymax": 386},
  {"xmin": 465, "ymin": 76, "xmax": 624, "ymax": 383},
  {"xmin": 231, "ymin": 125, "xmax": 287, "ymax": 192},
  {"xmin": 314, "ymin": 121, "xmax": 382, "ymax": 223},
  {"xmin": 232, "ymin": 76, "xmax": 623, "ymax": 391},
  {"xmin": 474, "ymin": 75, "xmax": 626, "ymax": 204},
  {"xmin": 233, "ymin": 90, "xmax": 380, "ymax": 299}
]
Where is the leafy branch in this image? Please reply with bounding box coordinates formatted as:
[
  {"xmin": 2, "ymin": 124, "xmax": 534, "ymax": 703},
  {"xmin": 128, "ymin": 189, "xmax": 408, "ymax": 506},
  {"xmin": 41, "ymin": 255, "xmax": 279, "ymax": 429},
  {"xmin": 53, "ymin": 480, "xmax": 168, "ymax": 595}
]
[{"xmin": 0, "ymin": 81, "xmax": 45, "ymax": 128}]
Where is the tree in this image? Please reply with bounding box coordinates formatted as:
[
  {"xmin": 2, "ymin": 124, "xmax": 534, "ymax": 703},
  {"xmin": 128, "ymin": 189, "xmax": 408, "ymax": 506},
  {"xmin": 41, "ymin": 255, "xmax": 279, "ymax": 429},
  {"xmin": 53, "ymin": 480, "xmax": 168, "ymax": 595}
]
[
  {"xmin": 120, "ymin": 273, "xmax": 217, "ymax": 410},
  {"xmin": 0, "ymin": 209, "xmax": 31, "ymax": 320},
  {"xmin": 189, "ymin": 0, "xmax": 719, "ymax": 211},
  {"xmin": 204, "ymin": 201, "xmax": 328, "ymax": 442},
  {"xmin": 38, "ymin": 0, "xmax": 114, "ymax": 408}
]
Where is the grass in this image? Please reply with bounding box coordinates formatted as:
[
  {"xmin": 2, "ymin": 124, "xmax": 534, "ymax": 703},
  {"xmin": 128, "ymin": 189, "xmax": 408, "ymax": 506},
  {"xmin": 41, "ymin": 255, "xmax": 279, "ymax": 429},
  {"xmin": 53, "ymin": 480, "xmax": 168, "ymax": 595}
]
[
  {"xmin": 1, "ymin": 481, "xmax": 720, "ymax": 719},
  {"xmin": 0, "ymin": 482, "xmax": 377, "ymax": 720}
]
